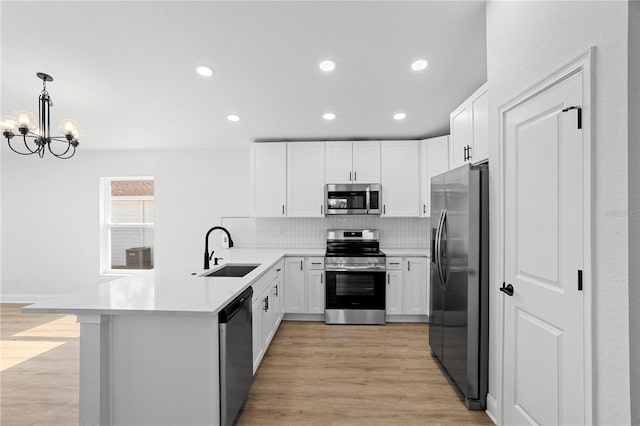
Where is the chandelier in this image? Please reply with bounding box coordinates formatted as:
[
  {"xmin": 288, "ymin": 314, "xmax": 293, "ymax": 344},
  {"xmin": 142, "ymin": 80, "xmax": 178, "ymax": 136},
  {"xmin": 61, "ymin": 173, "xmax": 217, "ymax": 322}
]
[{"xmin": 2, "ymin": 73, "xmax": 81, "ymax": 159}]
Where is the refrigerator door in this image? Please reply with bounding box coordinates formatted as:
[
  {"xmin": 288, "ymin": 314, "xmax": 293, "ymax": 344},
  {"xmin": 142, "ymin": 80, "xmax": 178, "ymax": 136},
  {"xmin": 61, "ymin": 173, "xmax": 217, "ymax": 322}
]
[
  {"xmin": 429, "ymin": 173, "xmax": 446, "ymax": 363},
  {"xmin": 442, "ymin": 164, "xmax": 471, "ymax": 400}
]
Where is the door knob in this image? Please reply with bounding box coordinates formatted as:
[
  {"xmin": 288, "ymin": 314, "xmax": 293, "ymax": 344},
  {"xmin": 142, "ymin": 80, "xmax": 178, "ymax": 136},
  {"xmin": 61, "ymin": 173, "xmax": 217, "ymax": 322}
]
[{"xmin": 500, "ymin": 283, "xmax": 514, "ymax": 296}]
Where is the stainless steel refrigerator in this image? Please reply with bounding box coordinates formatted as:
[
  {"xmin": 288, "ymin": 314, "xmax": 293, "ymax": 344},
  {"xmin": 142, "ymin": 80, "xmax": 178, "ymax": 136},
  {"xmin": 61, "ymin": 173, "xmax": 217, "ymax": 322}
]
[{"xmin": 429, "ymin": 163, "xmax": 489, "ymax": 410}]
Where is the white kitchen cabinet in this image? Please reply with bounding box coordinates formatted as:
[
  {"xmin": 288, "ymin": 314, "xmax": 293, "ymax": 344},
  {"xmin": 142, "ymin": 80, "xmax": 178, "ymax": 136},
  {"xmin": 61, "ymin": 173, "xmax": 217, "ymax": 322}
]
[
  {"xmin": 404, "ymin": 257, "xmax": 429, "ymax": 315},
  {"xmin": 287, "ymin": 142, "xmax": 325, "ymax": 217},
  {"xmin": 449, "ymin": 83, "xmax": 488, "ymax": 169},
  {"xmin": 420, "ymin": 136, "xmax": 450, "ymax": 217},
  {"xmin": 306, "ymin": 258, "xmax": 325, "ymax": 314},
  {"xmin": 284, "ymin": 257, "xmax": 306, "ymax": 314},
  {"xmin": 386, "ymin": 256, "xmax": 429, "ymax": 318},
  {"xmin": 325, "ymin": 141, "xmax": 380, "ymax": 183},
  {"xmin": 381, "ymin": 141, "xmax": 421, "ymax": 217},
  {"xmin": 252, "ymin": 261, "xmax": 285, "ymax": 373},
  {"xmin": 250, "ymin": 142, "xmax": 287, "ymax": 217},
  {"xmin": 385, "ymin": 258, "xmax": 403, "ymax": 315}
]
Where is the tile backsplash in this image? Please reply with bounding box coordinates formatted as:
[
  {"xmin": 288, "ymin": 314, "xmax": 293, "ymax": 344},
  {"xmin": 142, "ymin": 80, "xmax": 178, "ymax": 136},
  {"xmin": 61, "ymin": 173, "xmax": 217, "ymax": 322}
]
[{"xmin": 221, "ymin": 216, "xmax": 430, "ymax": 249}]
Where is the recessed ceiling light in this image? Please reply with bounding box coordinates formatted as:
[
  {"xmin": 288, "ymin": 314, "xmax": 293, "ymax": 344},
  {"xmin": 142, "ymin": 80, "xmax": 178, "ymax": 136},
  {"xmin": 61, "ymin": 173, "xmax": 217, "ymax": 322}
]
[
  {"xmin": 411, "ymin": 59, "xmax": 429, "ymax": 71},
  {"xmin": 323, "ymin": 112, "xmax": 336, "ymax": 121},
  {"xmin": 226, "ymin": 114, "xmax": 241, "ymax": 122},
  {"xmin": 196, "ymin": 65, "xmax": 214, "ymax": 77},
  {"xmin": 319, "ymin": 60, "xmax": 336, "ymax": 72},
  {"xmin": 393, "ymin": 112, "xmax": 407, "ymax": 121}
]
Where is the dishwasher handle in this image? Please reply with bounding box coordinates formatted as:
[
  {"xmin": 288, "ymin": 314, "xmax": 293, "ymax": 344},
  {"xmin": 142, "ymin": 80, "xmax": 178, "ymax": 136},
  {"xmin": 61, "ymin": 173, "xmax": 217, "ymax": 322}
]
[{"xmin": 219, "ymin": 286, "xmax": 253, "ymax": 323}]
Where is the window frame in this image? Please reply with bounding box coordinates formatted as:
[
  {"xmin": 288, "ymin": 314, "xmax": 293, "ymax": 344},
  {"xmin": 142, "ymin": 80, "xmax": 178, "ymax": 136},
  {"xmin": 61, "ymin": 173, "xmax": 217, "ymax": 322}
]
[{"xmin": 100, "ymin": 176, "xmax": 155, "ymax": 276}]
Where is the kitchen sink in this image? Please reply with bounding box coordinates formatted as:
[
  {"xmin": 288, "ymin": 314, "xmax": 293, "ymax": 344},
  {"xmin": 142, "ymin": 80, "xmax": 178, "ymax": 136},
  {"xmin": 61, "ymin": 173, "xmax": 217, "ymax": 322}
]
[{"xmin": 203, "ymin": 264, "xmax": 260, "ymax": 278}]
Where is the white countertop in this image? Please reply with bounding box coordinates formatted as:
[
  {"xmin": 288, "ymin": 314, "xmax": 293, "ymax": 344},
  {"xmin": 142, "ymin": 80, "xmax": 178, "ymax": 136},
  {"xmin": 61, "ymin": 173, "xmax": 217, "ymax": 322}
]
[{"xmin": 22, "ymin": 247, "xmax": 426, "ymax": 317}]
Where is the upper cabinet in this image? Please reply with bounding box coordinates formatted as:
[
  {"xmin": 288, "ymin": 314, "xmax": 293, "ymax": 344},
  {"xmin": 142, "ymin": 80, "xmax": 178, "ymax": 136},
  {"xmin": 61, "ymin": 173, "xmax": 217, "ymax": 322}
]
[
  {"xmin": 420, "ymin": 136, "xmax": 449, "ymax": 217},
  {"xmin": 325, "ymin": 141, "xmax": 381, "ymax": 183},
  {"xmin": 250, "ymin": 142, "xmax": 287, "ymax": 217},
  {"xmin": 449, "ymin": 83, "xmax": 488, "ymax": 169},
  {"xmin": 381, "ymin": 141, "xmax": 420, "ymax": 217},
  {"xmin": 287, "ymin": 142, "xmax": 325, "ymax": 217}
]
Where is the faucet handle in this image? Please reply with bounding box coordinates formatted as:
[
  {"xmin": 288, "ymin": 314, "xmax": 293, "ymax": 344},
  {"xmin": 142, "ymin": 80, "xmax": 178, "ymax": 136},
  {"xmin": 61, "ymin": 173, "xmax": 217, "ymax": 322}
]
[
  {"xmin": 214, "ymin": 257, "xmax": 224, "ymax": 266},
  {"xmin": 209, "ymin": 251, "xmax": 215, "ymax": 261}
]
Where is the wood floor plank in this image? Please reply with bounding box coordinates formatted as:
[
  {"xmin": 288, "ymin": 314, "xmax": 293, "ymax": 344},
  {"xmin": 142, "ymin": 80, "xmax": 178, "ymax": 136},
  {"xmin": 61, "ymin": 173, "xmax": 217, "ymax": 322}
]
[{"xmin": 238, "ymin": 321, "xmax": 492, "ymax": 426}]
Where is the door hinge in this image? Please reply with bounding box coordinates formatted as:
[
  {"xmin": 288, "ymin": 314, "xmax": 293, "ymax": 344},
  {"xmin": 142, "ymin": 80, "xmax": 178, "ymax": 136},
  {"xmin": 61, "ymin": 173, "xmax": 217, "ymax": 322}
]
[
  {"xmin": 562, "ymin": 105, "xmax": 582, "ymax": 129},
  {"xmin": 578, "ymin": 269, "xmax": 583, "ymax": 291}
]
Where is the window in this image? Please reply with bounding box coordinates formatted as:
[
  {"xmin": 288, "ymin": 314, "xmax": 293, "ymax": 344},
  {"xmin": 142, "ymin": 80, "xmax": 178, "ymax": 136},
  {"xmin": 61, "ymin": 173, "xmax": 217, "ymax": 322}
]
[{"xmin": 100, "ymin": 177, "xmax": 154, "ymax": 274}]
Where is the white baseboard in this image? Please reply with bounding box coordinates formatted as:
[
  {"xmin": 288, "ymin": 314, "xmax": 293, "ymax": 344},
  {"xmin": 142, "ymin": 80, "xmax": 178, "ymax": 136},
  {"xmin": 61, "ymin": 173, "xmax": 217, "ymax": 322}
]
[
  {"xmin": 0, "ymin": 294, "xmax": 61, "ymax": 304},
  {"xmin": 486, "ymin": 393, "xmax": 498, "ymax": 425}
]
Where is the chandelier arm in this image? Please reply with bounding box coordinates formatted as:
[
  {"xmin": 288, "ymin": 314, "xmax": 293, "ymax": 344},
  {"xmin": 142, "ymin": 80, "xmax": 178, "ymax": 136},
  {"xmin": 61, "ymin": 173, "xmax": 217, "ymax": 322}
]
[
  {"xmin": 7, "ymin": 138, "xmax": 37, "ymax": 155},
  {"xmin": 47, "ymin": 140, "xmax": 72, "ymax": 158},
  {"xmin": 22, "ymin": 135, "xmax": 41, "ymax": 154},
  {"xmin": 50, "ymin": 143, "xmax": 76, "ymax": 159}
]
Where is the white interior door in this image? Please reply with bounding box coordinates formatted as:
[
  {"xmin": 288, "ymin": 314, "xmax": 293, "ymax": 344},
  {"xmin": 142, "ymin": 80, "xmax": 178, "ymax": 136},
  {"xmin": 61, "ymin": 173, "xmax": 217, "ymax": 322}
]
[{"xmin": 503, "ymin": 70, "xmax": 585, "ymax": 425}]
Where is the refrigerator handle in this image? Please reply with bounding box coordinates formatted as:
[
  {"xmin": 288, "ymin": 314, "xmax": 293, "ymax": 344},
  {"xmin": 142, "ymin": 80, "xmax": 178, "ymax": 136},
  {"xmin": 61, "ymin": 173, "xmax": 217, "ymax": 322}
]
[
  {"xmin": 440, "ymin": 209, "xmax": 448, "ymax": 289},
  {"xmin": 434, "ymin": 209, "xmax": 445, "ymax": 290}
]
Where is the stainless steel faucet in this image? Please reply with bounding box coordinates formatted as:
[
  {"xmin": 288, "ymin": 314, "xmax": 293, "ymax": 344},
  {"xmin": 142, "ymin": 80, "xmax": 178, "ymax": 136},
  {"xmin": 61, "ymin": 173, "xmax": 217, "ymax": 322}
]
[{"xmin": 204, "ymin": 226, "xmax": 234, "ymax": 269}]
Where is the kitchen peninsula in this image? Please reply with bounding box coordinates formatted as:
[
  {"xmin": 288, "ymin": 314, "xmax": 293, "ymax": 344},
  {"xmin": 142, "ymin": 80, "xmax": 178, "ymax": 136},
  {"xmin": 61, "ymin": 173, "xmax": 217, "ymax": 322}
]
[{"xmin": 23, "ymin": 249, "xmax": 323, "ymax": 426}]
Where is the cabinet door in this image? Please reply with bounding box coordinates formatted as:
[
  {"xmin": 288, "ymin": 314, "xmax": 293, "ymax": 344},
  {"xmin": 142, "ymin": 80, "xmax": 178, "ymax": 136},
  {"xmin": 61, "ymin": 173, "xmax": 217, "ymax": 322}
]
[
  {"xmin": 287, "ymin": 142, "xmax": 325, "ymax": 217},
  {"xmin": 325, "ymin": 142, "xmax": 353, "ymax": 183},
  {"xmin": 449, "ymin": 104, "xmax": 472, "ymax": 169},
  {"xmin": 403, "ymin": 257, "xmax": 428, "ymax": 315},
  {"xmin": 252, "ymin": 298, "xmax": 264, "ymax": 373},
  {"xmin": 471, "ymin": 87, "xmax": 488, "ymax": 163},
  {"xmin": 263, "ymin": 287, "xmax": 276, "ymax": 347},
  {"xmin": 352, "ymin": 141, "xmax": 381, "ymax": 183},
  {"xmin": 420, "ymin": 136, "xmax": 450, "ymax": 217},
  {"xmin": 251, "ymin": 143, "xmax": 287, "ymax": 217},
  {"xmin": 386, "ymin": 270, "xmax": 403, "ymax": 315},
  {"xmin": 307, "ymin": 270, "xmax": 325, "ymax": 314},
  {"xmin": 381, "ymin": 141, "xmax": 421, "ymax": 217},
  {"xmin": 284, "ymin": 257, "xmax": 306, "ymax": 313}
]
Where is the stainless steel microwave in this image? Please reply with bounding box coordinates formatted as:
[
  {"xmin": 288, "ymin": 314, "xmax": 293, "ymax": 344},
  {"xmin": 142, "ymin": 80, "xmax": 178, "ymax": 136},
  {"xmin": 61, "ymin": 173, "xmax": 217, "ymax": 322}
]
[{"xmin": 325, "ymin": 184, "xmax": 381, "ymax": 215}]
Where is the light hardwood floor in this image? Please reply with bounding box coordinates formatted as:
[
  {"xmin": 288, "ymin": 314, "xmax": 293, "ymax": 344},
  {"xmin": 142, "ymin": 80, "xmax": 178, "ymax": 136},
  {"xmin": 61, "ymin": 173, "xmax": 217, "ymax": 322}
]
[{"xmin": 1, "ymin": 304, "xmax": 492, "ymax": 425}]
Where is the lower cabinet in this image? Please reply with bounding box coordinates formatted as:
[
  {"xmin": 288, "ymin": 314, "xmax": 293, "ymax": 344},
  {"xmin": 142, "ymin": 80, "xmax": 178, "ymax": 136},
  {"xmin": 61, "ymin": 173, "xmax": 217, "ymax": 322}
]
[
  {"xmin": 284, "ymin": 256, "xmax": 325, "ymax": 315},
  {"xmin": 385, "ymin": 257, "xmax": 429, "ymax": 318},
  {"xmin": 252, "ymin": 260, "xmax": 284, "ymax": 374}
]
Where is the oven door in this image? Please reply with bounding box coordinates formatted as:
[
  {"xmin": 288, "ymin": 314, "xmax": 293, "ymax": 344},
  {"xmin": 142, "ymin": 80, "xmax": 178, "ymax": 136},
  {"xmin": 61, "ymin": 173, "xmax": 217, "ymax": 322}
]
[{"xmin": 325, "ymin": 269, "xmax": 385, "ymax": 310}]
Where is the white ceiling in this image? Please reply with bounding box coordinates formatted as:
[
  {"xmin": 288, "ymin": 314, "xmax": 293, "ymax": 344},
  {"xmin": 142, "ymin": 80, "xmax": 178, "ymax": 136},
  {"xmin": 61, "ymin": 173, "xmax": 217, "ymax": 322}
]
[{"xmin": 1, "ymin": 1, "xmax": 487, "ymax": 151}]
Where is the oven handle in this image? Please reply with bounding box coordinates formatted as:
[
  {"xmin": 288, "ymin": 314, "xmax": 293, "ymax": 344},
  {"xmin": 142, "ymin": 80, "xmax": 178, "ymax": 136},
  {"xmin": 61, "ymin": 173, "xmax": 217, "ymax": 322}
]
[{"xmin": 325, "ymin": 266, "xmax": 386, "ymax": 272}]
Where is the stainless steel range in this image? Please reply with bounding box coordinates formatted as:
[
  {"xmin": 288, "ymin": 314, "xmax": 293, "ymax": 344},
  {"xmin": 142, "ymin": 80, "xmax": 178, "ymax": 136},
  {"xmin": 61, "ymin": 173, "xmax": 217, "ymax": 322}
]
[{"xmin": 324, "ymin": 229, "xmax": 386, "ymax": 325}]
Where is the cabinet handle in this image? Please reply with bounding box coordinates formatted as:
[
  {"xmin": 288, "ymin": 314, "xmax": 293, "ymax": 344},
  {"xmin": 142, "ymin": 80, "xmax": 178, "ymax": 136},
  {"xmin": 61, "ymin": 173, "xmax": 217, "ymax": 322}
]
[
  {"xmin": 311, "ymin": 262, "xmax": 322, "ymax": 265},
  {"xmin": 354, "ymin": 171, "xmax": 357, "ymax": 181},
  {"xmin": 423, "ymin": 204, "xmax": 426, "ymax": 214},
  {"xmin": 274, "ymin": 285, "xmax": 279, "ymax": 296},
  {"xmin": 282, "ymin": 204, "xmax": 285, "ymax": 215},
  {"xmin": 321, "ymin": 205, "xmax": 323, "ymax": 215},
  {"xmin": 383, "ymin": 204, "xmax": 386, "ymax": 214},
  {"xmin": 387, "ymin": 274, "xmax": 390, "ymax": 284},
  {"xmin": 389, "ymin": 262, "xmax": 400, "ymax": 265},
  {"xmin": 300, "ymin": 260, "xmax": 303, "ymax": 271},
  {"xmin": 467, "ymin": 145, "xmax": 472, "ymax": 160},
  {"xmin": 463, "ymin": 146, "xmax": 468, "ymax": 161},
  {"xmin": 276, "ymin": 268, "xmax": 281, "ymax": 272},
  {"xmin": 408, "ymin": 260, "xmax": 411, "ymax": 271},
  {"xmin": 320, "ymin": 275, "xmax": 323, "ymax": 284},
  {"xmin": 349, "ymin": 171, "xmax": 352, "ymax": 182},
  {"xmin": 263, "ymin": 296, "xmax": 269, "ymax": 312}
]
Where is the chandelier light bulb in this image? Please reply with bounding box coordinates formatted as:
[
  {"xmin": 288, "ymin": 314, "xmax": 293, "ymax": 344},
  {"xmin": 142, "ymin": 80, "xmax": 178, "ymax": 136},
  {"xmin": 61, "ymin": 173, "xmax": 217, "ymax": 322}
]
[
  {"xmin": 14, "ymin": 110, "xmax": 36, "ymax": 131},
  {"xmin": 1, "ymin": 116, "xmax": 17, "ymax": 133}
]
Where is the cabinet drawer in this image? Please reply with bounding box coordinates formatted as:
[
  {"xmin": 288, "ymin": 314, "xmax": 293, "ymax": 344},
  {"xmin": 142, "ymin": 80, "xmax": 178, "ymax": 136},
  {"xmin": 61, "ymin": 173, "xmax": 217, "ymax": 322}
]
[
  {"xmin": 273, "ymin": 260, "xmax": 284, "ymax": 280},
  {"xmin": 386, "ymin": 257, "xmax": 403, "ymax": 270},
  {"xmin": 306, "ymin": 257, "xmax": 325, "ymax": 270},
  {"xmin": 251, "ymin": 273, "xmax": 272, "ymax": 300}
]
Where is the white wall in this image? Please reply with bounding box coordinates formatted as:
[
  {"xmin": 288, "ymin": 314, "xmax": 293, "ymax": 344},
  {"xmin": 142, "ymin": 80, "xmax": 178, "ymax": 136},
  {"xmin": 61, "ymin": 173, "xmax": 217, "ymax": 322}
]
[
  {"xmin": 628, "ymin": 2, "xmax": 640, "ymax": 424},
  {"xmin": 0, "ymin": 148, "xmax": 249, "ymax": 300},
  {"xmin": 486, "ymin": 1, "xmax": 631, "ymax": 424}
]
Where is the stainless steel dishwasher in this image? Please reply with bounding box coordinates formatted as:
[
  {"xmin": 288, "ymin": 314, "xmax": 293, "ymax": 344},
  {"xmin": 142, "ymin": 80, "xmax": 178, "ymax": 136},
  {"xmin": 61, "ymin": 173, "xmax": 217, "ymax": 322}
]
[{"xmin": 219, "ymin": 286, "xmax": 253, "ymax": 426}]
